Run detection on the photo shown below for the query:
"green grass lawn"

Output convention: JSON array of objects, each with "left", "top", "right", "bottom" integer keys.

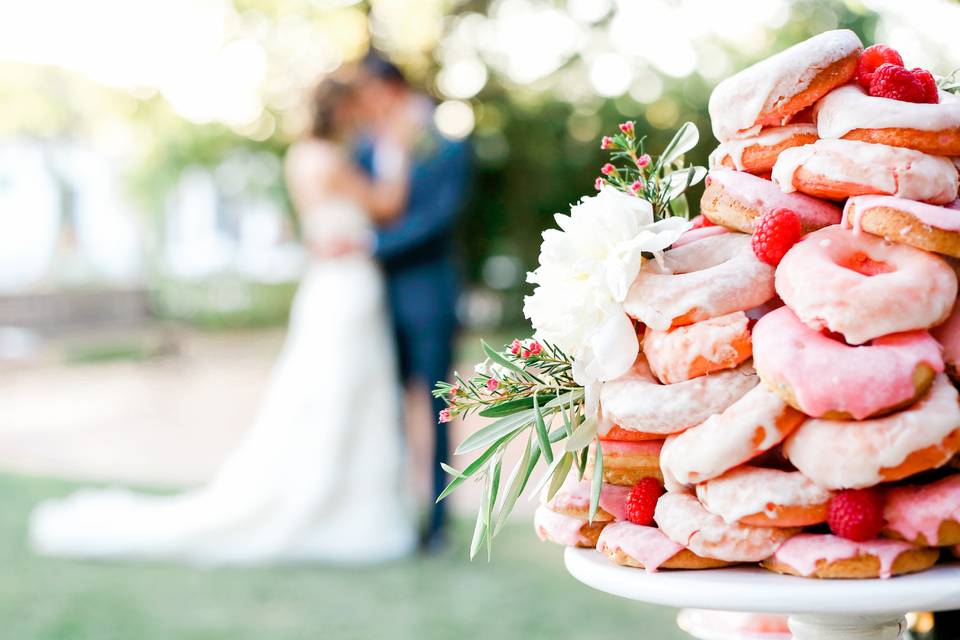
[{"left": 0, "top": 474, "right": 685, "bottom": 640}]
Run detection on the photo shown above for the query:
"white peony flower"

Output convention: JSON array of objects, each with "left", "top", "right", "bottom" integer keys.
[{"left": 523, "top": 187, "right": 691, "bottom": 387}]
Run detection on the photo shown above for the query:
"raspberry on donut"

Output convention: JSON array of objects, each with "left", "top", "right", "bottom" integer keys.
[
  {"left": 709, "top": 30, "right": 862, "bottom": 141},
  {"left": 827, "top": 489, "right": 885, "bottom": 542},
  {"left": 856, "top": 44, "right": 904, "bottom": 90},
  {"left": 751, "top": 207, "right": 802, "bottom": 266},
  {"left": 869, "top": 63, "right": 932, "bottom": 104}
]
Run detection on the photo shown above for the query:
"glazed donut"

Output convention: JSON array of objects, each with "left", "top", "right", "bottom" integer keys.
[
  {"left": 700, "top": 170, "right": 841, "bottom": 234},
  {"left": 883, "top": 474, "right": 960, "bottom": 547},
  {"left": 671, "top": 224, "right": 729, "bottom": 249},
  {"left": 762, "top": 533, "right": 939, "bottom": 579},
  {"left": 534, "top": 505, "right": 606, "bottom": 548},
  {"left": 545, "top": 477, "right": 630, "bottom": 522},
  {"left": 596, "top": 521, "right": 733, "bottom": 571},
  {"left": 843, "top": 195, "right": 960, "bottom": 259},
  {"left": 696, "top": 466, "right": 833, "bottom": 528},
  {"left": 623, "top": 232, "right": 775, "bottom": 331},
  {"left": 932, "top": 297, "right": 960, "bottom": 382},
  {"left": 752, "top": 306, "right": 943, "bottom": 419},
  {"left": 642, "top": 311, "right": 752, "bottom": 384},
  {"left": 659, "top": 385, "right": 805, "bottom": 488},
  {"left": 708, "top": 124, "right": 818, "bottom": 174},
  {"left": 784, "top": 374, "right": 960, "bottom": 490},
  {"left": 586, "top": 439, "right": 663, "bottom": 486},
  {"left": 775, "top": 225, "right": 958, "bottom": 345},
  {"left": 654, "top": 492, "right": 798, "bottom": 562},
  {"left": 816, "top": 85, "right": 960, "bottom": 156},
  {"left": 708, "top": 30, "right": 861, "bottom": 142},
  {"left": 772, "top": 139, "right": 959, "bottom": 204},
  {"left": 600, "top": 356, "right": 758, "bottom": 437}
]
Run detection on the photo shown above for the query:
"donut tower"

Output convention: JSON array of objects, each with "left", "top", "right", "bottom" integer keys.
[{"left": 535, "top": 30, "right": 960, "bottom": 579}]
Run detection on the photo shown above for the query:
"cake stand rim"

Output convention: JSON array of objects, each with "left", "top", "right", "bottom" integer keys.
[{"left": 564, "top": 547, "right": 960, "bottom": 615}]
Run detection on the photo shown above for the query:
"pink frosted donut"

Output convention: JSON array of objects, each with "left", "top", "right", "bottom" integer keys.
[
  {"left": 671, "top": 224, "right": 729, "bottom": 248},
  {"left": 784, "top": 374, "right": 960, "bottom": 490},
  {"left": 708, "top": 30, "right": 862, "bottom": 142},
  {"left": 708, "top": 124, "right": 818, "bottom": 174},
  {"left": 843, "top": 195, "right": 960, "bottom": 258},
  {"left": 933, "top": 298, "right": 960, "bottom": 381},
  {"left": 654, "top": 492, "right": 798, "bottom": 562},
  {"left": 600, "top": 356, "right": 758, "bottom": 437},
  {"left": 775, "top": 225, "right": 958, "bottom": 345},
  {"left": 816, "top": 85, "right": 960, "bottom": 156},
  {"left": 883, "top": 474, "right": 960, "bottom": 547},
  {"left": 545, "top": 477, "right": 630, "bottom": 522},
  {"left": 700, "top": 169, "right": 841, "bottom": 235},
  {"left": 753, "top": 306, "right": 943, "bottom": 419},
  {"left": 533, "top": 506, "right": 605, "bottom": 548},
  {"left": 642, "top": 311, "right": 752, "bottom": 384},
  {"left": 772, "top": 139, "right": 959, "bottom": 204},
  {"left": 763, "top": 533, "right": 937, "bottom": 579},
  {"left": 659, "top": 385, "right": 805, "bottom": 488},
  {"left": 697, "top": 466, "right": 833, "bottom": 528},
  {"left": 595, "top": 521, "right": 733, "bottom": 571},
  {"left": 623, "top": 232, "right": 775, "bottom": 331}
]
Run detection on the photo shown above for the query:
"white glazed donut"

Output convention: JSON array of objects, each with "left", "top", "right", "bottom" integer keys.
[
  {"left": 775, "top": 225, "right": 958, "bottom": 344},
  {"left": 600, "top": 356, "right": 758, "bottom": 437},
  {"left": 623, "top": 232, "right": 775, "bottom": 332}
]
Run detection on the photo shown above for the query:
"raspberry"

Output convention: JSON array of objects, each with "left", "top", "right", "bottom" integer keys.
[
  {"left": 870, "top": 63, "right": 929, "bottom": 103},
  {"left": 827, "top": 489, "right": 885, "bottom": 541},
  {"left": 751, "top": 208, "right": 802, "bottom": 266},
  {"left": 910, "top": 68, "right": 940, "bottom": 104},
  {"left": 691, "top": 214, "right": 715, "bottom": 229},
  {"left": 857, "top": 44, "right": 904, "bottom": 90},
  {"left": 625, "top": 477, "right": 664, "bottom": 526}
]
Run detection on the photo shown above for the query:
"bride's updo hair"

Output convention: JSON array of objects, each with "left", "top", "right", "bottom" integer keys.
[{"left": 309, "top": 79, "right": 354, "bottom": 140}]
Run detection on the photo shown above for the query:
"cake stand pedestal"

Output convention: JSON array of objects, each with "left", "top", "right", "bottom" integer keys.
[{"left": 565, "top": 547, "right": 960, "bottom": 639}]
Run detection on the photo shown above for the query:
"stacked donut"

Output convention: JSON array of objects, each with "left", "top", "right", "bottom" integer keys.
[{"left": 534, "top": 30, "right": 960, "bottom": 580}]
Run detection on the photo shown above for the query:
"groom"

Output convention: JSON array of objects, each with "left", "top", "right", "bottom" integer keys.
[{"left": 355, "top": 53, "right": 471, "bottom": 552}]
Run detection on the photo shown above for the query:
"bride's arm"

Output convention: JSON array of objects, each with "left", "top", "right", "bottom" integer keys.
[{"left": 327, "top": 146, "right": 409, "bottom": 224}]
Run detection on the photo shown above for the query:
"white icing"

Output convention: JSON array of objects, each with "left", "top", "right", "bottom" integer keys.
[
  {"left": 816, "top": 85, "right": 960, "bottom": 139},
  {"left": 600, "top": 356, "right": 757, "bottom": 435},
  {"left": 697, "top": 466, "right": 833, "bottom": 524},
  {"left": 654, "top": 492, "right": 796, "bottom": 562},
  {"left": 784, "top": 374, "right": 960, "bottom": 489},
  {"left": 660, "top": 385, "right": 800, "bottom": 486},
  {"left": 623, "top": 232, "right": 775, "bottom": 331},
  {"left": 709, "top": 30, "right": 862, "bottom": 142},
  {"left": 708, "top": 124, "right": 818, "bottom": 170},
  {"left": 772, "top": 139, "right": 959, "bottom": 204},
  {"left": 642, "top": 311, "right": 750, "bottom": 384}
]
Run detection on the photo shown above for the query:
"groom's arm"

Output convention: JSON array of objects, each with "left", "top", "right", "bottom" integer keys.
[{"left": 373, "top": 139, "right": 470, "bottom": 262}]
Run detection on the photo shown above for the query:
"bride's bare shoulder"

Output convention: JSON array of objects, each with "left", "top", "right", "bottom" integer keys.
[{"left": 285, "top": 140, "right": 345, "bottom": 179}]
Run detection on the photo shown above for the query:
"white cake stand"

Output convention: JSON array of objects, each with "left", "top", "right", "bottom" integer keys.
[{"left": 565, "top": 547, "right": 960, "bottom": 639}]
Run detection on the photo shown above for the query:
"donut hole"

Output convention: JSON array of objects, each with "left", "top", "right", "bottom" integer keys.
[{"left": 836, "top": 251, "right": 895, "bottom": 276}]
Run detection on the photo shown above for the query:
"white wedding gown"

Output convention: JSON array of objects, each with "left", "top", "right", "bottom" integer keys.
[{"left": 29, "top": 198, "right": 416, "bottom": 565}]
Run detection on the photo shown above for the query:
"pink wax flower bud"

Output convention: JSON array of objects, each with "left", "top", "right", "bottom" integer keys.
[
  {"left": 636, "top": 153, "right": 651, "bottom": 168},
  {"left": 619, "top": 121, "right": 635, "bottom": 136},
  {"left": 510, "top": 338, "right": 522, "bottom": 355},
  {"left": 528, "top": 340, "right": 542, "bottom": 355},
  {"left": 629, "top": 180, "right": 644, "bottom": 194},
  {"left": 595, "top": 177, "right": 605, "bottom": 190},
  {"left": 601, "top": 163, "right": 616, "bottom": 176},
  {"left": 449, "top": 385, "right": 460, "bottom": 397},
  {"left": 486, "top": 378, "right": 500, "bottom": 392},
  {"left": 521, "top": 348, "right": 530, "bottom": 358},
  {"left": 438, "top": 408, "right": 452, "bottom": 423},
  {"left": 600, "top": 136, "right": 614, "bottom": 150}
]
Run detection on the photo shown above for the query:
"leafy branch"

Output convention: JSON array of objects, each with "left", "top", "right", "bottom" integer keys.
[
  {"left": 596, "top": 120, "right": 707, "bottom": 220},
  {"left": 937, "top": 68, "right": 960, "bottom": 95}
]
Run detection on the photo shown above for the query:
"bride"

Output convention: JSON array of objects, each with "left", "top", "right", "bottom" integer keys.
[{"left": 29, "top": 79, "right": 417, "bottom": 564}]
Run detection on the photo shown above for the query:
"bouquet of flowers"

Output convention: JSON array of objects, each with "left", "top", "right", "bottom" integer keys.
[{"left": 434, "top": 121, "right": 706, "bottom": 558}]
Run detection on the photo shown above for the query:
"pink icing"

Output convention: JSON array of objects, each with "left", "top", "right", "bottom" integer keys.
[
  {"left": 844, "top": 195, "right": 960, "bottom": 233},
  {"left": 932, "top": 299, "right": 960, "bottom": 368},
  {"left": 775, "top": 225, "right": 958, "bottom": 344},
  {"left": 771, "top": 533, "right": 916, "bottom": 579},
  {"left": 672, "top": 224, "right": 729, "bottom": 248},
  {"left": 752, "top": 306, "right": 944, "bottom": 419},
  {"left": 596, "top": 521, "right": 683, "bottom": 572},
  {"left": 546, "top": 478, "right": 631, "bottom": 521},
  {"left": 643, "top": 311, "right": 751, "bottom": 385},
  {"left": 706, "top": 169, "right": 841, "bottom": 229},
  {"left": 884, "top": 474, "right": 960, "bottom": 545},
  {"left": 534, "top": 505, "right": 589, "bottom": 546}
]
